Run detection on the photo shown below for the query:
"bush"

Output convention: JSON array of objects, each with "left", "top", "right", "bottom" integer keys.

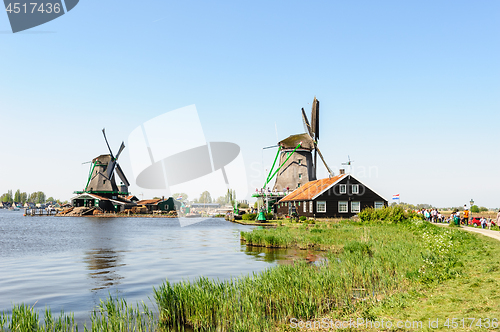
[
  {"left": 299, "top": 216, "right": 307, "bottom": 222},
  {"left": 359, "top": 205, "right": 423, "bottom": 224},
  {"left": 242, "top": 213, "right": 257, "bottom": 221}
]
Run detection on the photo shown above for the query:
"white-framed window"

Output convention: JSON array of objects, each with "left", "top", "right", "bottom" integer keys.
[
  {"left": 339, "top": 201, "right": 348, "bottom": 213},
  {"left": 317, "top": 201, "right": 326, "bottom": 213},
  {"left": 374, "top": 201, "right": 384, "bottom": 209},
  {"left": 298, "top": 173, "right": 302, "bottom": 179},
  {"left": 352, "top": 184, "right": 359, "bottom": 194},
  {"left": 303, "top": 201, "right": 307, "bottom": 212},
  {"left": 351, "top": 201, "right": 360, "bottom": 213},
  {"left": 298, "top": 159, "right": 302, "bottom": 165},
  {"left": 339, "top": 184, "right": 347, "bottom": 194},
  {"left": 297, "top": 183, "right": 301, "bottom": 188},
  {"left": 309, "top": 201, "right": 313, "bottom": 213}
]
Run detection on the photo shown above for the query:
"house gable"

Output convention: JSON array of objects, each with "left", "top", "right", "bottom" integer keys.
[{"left": 275, "top": 174, "right": 387, "bottom": 218}]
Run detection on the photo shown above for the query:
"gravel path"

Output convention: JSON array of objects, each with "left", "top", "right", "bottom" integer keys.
[{"left": 434, "top": 222, "right": 500, "bottom": 241}]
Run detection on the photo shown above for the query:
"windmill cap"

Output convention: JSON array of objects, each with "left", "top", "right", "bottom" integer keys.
[{"left": 279, "top": 133, "right": 314, "bottom": 150}]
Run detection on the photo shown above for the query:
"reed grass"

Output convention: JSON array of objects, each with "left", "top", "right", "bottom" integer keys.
[
  {"left": 0, "top": 297, "right": 157, "bottom": 332},
  {"left": 1, "top": 216, "right": 489, "bottom": 332},
  {"left": 154, "top": 221, "right": 438, "bottom": 331}
]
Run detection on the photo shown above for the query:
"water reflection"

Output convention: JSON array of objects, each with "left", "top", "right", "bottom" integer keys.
[
  {"left": 83, "top": 248, "right": 125, "bottom": 291},
  {"left": 241, "top": 244, "right": 324, "bottom": 265}
]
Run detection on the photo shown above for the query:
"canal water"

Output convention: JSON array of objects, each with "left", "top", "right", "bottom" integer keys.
[{"left": 0, "top": 209, "right": 301, "bottom": 324}]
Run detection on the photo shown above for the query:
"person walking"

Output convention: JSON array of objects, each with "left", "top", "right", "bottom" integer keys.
[
  {"left": 496, "top": 210, "right": 500, "bottom": 229},
  {"left": 463, "top": 208, "right": 470, "bottom": 226},
  {"left": 481, "top": 217, "right": 486, "bottom": 229}
]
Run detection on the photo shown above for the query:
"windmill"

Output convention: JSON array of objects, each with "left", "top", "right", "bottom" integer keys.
[
  {"left": 84, "top": 129, "right": 131, "bottom": 195},
  {"left": 269, "top": 97, "right": 333, "bottom": 193}
]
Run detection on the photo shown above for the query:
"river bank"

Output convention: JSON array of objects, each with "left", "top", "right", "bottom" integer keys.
[{"left": 3, "top": 210, "right": 500, "bottom": 331}]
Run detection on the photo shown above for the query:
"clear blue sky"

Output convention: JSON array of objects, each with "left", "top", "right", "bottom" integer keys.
[{"left": 1, "top": 0, "right": 499, "bottom": 207}]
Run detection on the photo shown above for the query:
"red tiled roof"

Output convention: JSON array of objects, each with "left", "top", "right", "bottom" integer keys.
[
  {"left": 280, "top": 174, "right": 346, "bottom": 202},
  {"left": 137, "top": 199, "right": 162, "bottom": 205}
]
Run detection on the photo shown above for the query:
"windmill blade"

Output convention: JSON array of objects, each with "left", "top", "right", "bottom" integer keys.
[
  {"left": 102, "top": 128, "right": 115, "bottom": 159},
  {"left": 315, "top": 145, "right": 333, "bottom": 176},
  {"left": 115, "top": 142, "right": 125, "bottom": 160},
  {"left": 310, "top": 97, "right": 319, "bottom": 140},
  {"left": 115, "top": 163, "right": 130, "bottom": 187},
  {"left": 301, "top": 108, "right": 314, "bottom": 138},
  {"left": 106, "top": 160, "right": 116, "bottom": 180}
]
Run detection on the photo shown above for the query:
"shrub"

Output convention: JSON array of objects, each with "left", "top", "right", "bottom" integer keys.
[
  {"left": 299, "top": 216, "right": 307, "bottom": 222},
  {"left": 359, "top": 205, "right": 422, "bottom": 224},
  {"left": 242, "top": 213, "right": 257, "bottom": 221}
]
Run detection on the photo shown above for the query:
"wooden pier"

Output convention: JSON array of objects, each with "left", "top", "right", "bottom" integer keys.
[{"left": 24, "top": 208, "right": 58, "bottom": 216}]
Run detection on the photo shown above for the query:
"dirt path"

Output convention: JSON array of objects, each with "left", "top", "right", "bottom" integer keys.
[{"left": 435, "top": 222, "right": 500, "bottom": 241}]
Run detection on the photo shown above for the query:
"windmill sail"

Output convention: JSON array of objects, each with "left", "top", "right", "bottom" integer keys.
[
  {"left": 301, "top": 108, "right": 313, "bottom": 137},
  {"left": 115, "top": 163, "right": 130, "bottom": 187},
  {"left": 310, "top": 97, "right": 319, "bottom": 140}
]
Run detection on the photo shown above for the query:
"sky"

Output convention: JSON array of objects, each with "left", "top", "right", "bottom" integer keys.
[{"left": 0, "top": 0, "right": 499, "bottom": 208}]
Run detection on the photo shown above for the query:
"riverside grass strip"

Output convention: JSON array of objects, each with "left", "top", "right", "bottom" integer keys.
[
  {"left": 1, "top": 217, "right": 495, "bottom": 332},
  {"left": 154, "top": 220, "right": 471, "bottom": 331},
  {"left": 0, "top": 297, "right": 157, "bottom": 332}
]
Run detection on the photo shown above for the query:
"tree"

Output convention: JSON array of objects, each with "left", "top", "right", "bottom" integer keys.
[
  {"left": 20, "top": 192, "right": 28, "bottom": 204},
  {"left": 199, "top": 191, "right": 212, "bottom": 203},
  {"left": 14, "top": 189, "right": 21, "bottom": 203},
  {"left": 46, "top": 197, "right": 55, "bottom": 203},
  {"left": 28, "top": 191, "right": 46, "bottom": 204},
  {"left": 470, "top": 205, "right": 480, "bottom": 213},
  {"left": 479, "top": 206, "right": 489, "bottom": 212},
  {"left": 1, "top": 190, "right": 13, "bottom": 203}
]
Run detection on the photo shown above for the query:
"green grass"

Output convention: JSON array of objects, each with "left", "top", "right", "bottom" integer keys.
[
  {"left": 0, "top": 297, "right": 157, "bottom": 332},
  {"left": 3, "top": 216, "right": 500, "bottom": 331}
]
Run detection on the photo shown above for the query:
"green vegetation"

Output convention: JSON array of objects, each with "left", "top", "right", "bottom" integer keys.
[
  {"left": 241, "top": 213, "right": 257, "bottom": 221},
  {"left": 0, "top": 297, "right": 157, "bottom": 331},
  {"left": 1, "top": 189, "right": 65, "bottom": 204},
  {"left": 3, "top": 206, "right": 500, "bottom": 331},
  {"left": 470, "top": 205, "right": 489, "bottom": 213}
]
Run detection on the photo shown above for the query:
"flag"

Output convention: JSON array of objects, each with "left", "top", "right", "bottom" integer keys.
[
  {"left": 392, "top": 194, "right": 400, "bottom": 200},
  {"left": 176, "top": 195, "right": 183, "bottom": 200}
]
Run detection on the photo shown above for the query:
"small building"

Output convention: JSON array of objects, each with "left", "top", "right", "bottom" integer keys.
[
  {"left": 71, "top": 193, "right": 136, "bottom": 212},
  {"left": 136, "top": 197, "right": 181, "bottom": 212},
  {"left": 123, "top": 195, "right": 140, "bottom": 203},
  {"left": 276, "top": 173, "right": 387, "bottom": 219}
]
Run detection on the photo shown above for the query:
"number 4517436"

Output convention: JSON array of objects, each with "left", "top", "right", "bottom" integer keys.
[
  {"left": 444, "top": 318, "right": 498, "bottom": 329},
  {"left": 5, "top": 3, "right": 61, "bottom": 14}
]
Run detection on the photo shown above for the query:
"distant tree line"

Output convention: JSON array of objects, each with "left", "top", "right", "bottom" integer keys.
[
  {"left": 1, "top": 189, "right": 65, "bottom": 205},
  {"left": 390, "top": 202, "right": 493, "bottom": 212},
  {"left": 186, "top": 189, "right": 241, "bottom": 207}
]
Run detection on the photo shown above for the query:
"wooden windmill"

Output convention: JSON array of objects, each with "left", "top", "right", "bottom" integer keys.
[
  {"left": 84, "top": 129, "right": 131, "bottom": 195},
  {"left": 271, "top": 97, "right": 333, "bottom": 192}
]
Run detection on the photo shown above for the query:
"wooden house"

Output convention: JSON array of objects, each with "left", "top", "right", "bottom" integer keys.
[
  {"left": 276, "top": 172, "right": 387, "bottom": 219},
  {"left": 71, "top": 193, "right": 136, "bottom": 212},
  {"left": 136, "top": 197, "right": 181, "bottom": 212}
]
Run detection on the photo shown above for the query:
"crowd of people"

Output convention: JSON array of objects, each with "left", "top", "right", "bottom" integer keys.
[{"left": 416, "top": 207, "right": 500, "bottom": 230}]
